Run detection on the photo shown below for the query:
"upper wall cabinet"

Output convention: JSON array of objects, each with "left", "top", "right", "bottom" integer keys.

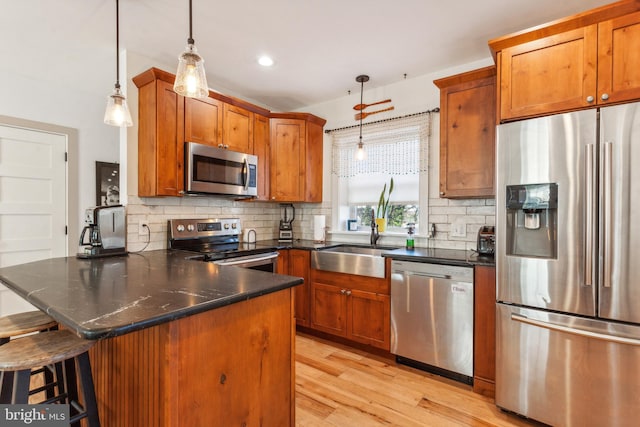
[
  {"left": 223, "top": 104, "right": 254, "bottom": 153},
  {"left": 434, "top": 66, "right": 496, "bottom": 199},
  {"left": 134, "top": 69, "right": 185, "bottom": 197},
  {"left": 491, "top": 3, "right": 640, "bottom": 121},
  {"left": 134, "top": 68, "right": 325, "bottom": 200},
  {"left": 184, "top": 96, "right": 223, "bottom": 146},
  {"left": 269, "top": 114, "right": 326, "bottom": 202}
]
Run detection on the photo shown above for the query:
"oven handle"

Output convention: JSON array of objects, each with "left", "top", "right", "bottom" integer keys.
[{"left": 213, "top": 252, "right": 279, "bottom": 266}]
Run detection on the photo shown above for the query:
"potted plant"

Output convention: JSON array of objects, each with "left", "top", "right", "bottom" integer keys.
[{"left": 375, "top": 177, "right": 394, "bottom": 232}]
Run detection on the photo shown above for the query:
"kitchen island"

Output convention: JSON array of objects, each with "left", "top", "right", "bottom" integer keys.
[{"left": 0, "top": 250, "right": 303, "bottom": 426}]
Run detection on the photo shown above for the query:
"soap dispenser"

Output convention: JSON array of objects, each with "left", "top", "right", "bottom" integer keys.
[{"left": 406, "top": 223, "right": 415, "bottom": 250}]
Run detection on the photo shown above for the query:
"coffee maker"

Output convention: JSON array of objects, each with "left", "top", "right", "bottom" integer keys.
[
  {"left": 77, "top": 205, "right": 127, "bottom": 258},
  {"left": 278, "top": 204, "right": 295, "bottom": 242}
]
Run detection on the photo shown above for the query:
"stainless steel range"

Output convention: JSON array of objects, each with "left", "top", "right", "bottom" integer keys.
[{"left": 168, "top": 218, "right": 278, "bottom": 272}]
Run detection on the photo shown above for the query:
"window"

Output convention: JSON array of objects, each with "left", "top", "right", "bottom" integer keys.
[{"left": 330, "top": 113, "right": 432, "bottom": 234}]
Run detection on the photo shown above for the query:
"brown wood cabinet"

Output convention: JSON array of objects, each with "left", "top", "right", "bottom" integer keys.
[
  {"left": 134, "top": 69, "right": 185, "bottom": 197},
  {"left": 89, "top": 289, "right": 295, "bottom": 426},
  {"left": 277, "top": 249, "right": 311, "bottom": 327},
  {"left": 434, "top": 66, "right": 496, "bottom": 198},
  {"left": 290, "top": 250, "right": 311, "bottom": 327},
  {"left": 309, "top": 267, "right": 390, "bottom": 350},
  {"left": 473, "top": 265, "right": 496, "bottom": 398},
  {"left": 184, "top": 96, "right": 223, "bottom": 146},
  {"left": 133, "top": 67, "right": 324, "bottom": 200},
  {"left": 223, "top": 103, "right": 253, "bottom": 152},
  {"left": 270, "top": 114, "right": 326, "bottom": 202},
  {"left": 253, "top": 114, "right": 271, "bottom": 201},
  {"left": 492, "top": 6, "right": 640, "bottom": 121}
]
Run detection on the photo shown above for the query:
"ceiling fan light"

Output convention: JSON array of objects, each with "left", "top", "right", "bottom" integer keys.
[
  {"left": 174, "top": 43, "right": 209, "bottom": 98},
  {"left": 104, "top": 85, "right": 133, "bottom": 127}
]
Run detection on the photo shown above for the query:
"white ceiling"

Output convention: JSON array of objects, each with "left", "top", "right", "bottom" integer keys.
[{"left": 3, "top": 0, "right": 613, "bottom": 111}]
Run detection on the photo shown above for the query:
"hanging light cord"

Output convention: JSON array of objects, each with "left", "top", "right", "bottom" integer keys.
[
  {"left": 358, "top": 79, "right": 364, "bottom": 143},
  {"left": 188, "top": 0, "right": 194, "bottom": 44},
  {"left": 114, "top": 0, "right": 121, "bottom": 89}
]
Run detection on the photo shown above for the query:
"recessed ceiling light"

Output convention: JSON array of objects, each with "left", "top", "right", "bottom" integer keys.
[{"left": 258, "top": 55, "right": 274, "bottom": 67}]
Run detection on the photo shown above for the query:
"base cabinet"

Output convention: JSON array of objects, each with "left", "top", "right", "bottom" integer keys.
[
  {"left": 310, "top": 268, "right": 390, "bottom": 350},
  {"left": 278, "top": 249, "right": 311, "bottom": 327},
  {"left": 89, "top": 289, "right": 295, "bottom": 426},
  {"left": 473, "top": 265, "right": 496, "bottom": 397}
]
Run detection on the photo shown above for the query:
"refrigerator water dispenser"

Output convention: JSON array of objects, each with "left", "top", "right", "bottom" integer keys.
[{"left": 506, "top": 183, "right": 558, "bottom": 259}]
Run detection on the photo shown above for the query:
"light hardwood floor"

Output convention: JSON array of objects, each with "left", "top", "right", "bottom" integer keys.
[{"left": 295, "top": 333, "right": 541, "bottom": 427}]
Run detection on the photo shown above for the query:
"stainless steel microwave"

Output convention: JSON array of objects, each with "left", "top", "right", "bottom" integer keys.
[{"left": 185, "top": 142, "right": 258, "bottom": 198}]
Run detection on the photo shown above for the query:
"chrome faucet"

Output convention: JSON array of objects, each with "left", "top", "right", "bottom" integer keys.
[{"left": 370, "top": 210, "right": 380, "bottom": 247}]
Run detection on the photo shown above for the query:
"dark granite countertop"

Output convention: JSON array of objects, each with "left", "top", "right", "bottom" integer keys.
[
  {"left": 0, "top": 250, "right": 303, "bottom": 340},
  {"left": 254, "top": 239, "right": 495, "bottom": 267},
  {"left": 381, "top": 247, "right": 495, "bottom": 267}
]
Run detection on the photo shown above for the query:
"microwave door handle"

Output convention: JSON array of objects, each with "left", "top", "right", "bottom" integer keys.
[{"left": 243, "top": 158, "right": 250, "bottom": 190}]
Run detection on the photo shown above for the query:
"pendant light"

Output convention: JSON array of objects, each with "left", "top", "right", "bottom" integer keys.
[
  {"left": 174, "top": 0, "right": 209, "bottom": 98},
  {"left": 104, "top": 0, "right": 133, "bottom": 127},
  {"left": 355, "top": 75, "right": 369, "bottom": 160}
]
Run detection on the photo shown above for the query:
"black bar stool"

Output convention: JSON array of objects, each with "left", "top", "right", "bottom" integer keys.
[
  {"left": 0, "top": 310, "right": 59, "bottom": 402},
  {"left": 0, "top": 329, "right": 100, "bottom": 427}
]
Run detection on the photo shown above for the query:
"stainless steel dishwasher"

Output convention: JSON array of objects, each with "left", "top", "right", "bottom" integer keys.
[{"left": 390, "top": 260, "right": 474, "bottom": 384}]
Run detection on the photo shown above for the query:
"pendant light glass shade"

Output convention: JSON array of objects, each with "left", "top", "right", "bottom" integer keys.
[
  {"left": 174, "top": 43, "right": 208, "bottom": 98},
  {"left": 174, "top": 0, "right": 208, "bottom": 98},
  {"left": 104, "top": 85, "right": 133, "bottom": 127},
  {"left": 104, "top": 0, "right": 132, "bottom": 127}
]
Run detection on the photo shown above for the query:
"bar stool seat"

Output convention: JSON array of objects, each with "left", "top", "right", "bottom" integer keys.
[
  {"left": 0, "top": 330, "right": 100, "bottom": 427},
  {"left": 0, "top": 310, "right": 57, "bottom": 344}
]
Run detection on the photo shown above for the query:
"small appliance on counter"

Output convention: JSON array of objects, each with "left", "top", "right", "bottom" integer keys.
[
  {"left": 278, "top": 203, "right": 295, "bottom": 242},
  {"left": 476, "top": 225, "right": 495, "bottom": 256},
  {"left": 77, "top": 205, "right": 127, "bottom": 258}
]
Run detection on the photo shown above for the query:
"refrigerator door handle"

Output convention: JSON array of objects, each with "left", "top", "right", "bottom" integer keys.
[
  {"left": 511, "top": 313, "right": 640, "bottom": 346},
  {"left": 585, "top": 143, "right": 596, "bottom": 286},
  {"left": 603, "top": 142, "right": 613, "bottom": 288}
]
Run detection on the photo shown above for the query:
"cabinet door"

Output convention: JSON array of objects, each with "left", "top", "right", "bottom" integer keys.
[
  {"left": 184, "top": 96, "right": 222, "bottom": 146},
  {"left": 473, "top": 265, "right": 496, "bottom": 397},
  {"left": 276, "top": 249, "right": 289, "bottom": 275},
  {"left": 253, "top": 114, "right": 270, "bottom": 201},
  {"left": 438, "top": 71, "right": 496, "bottom": 198},
  {"left": 304, "top": 121, "right": 323, "bottom": 202},
  {"left": 223, "top": 104, "right": 253, "bottom": 153},
  {"left": 310, "top": 282, "right": 346, "bottom": 337},
  {"left": 598, "top": 11, "right": 640, "bottom": 105},
  {"left": 348, "top": 289, "right": 390, "bottom": 350},
  {"left": 289, "top": 250, "right": 310, "bottom": 327},
  {"left": 139, "top": 79, "right": 183, "bottom": 197},
  {"left": 270, "top": 119, "right": 305, "bottom": 202},
  {"left": 499, "top": 25, "right": 598, "bottom": 120}
]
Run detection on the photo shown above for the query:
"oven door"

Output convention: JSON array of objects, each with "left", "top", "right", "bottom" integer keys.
[{"left": 213, "top": 252, "right": 278, "bottom": 272}]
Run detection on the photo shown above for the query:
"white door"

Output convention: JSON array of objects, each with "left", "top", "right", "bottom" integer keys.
[{"left": 0, "top": 124, "right": 68, "bottom": 315}]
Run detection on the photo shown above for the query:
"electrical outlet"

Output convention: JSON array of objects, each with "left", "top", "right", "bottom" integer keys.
[
  {"left": 138, "top": 220, "right": 148, "bottom": 236},
  {"left": 451, "top": 222, "right": 466, "bottom": 238}
]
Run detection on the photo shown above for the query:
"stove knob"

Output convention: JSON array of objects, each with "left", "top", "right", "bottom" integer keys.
[
  {"left": 187, "top": 224, "right": 195, "bottom": 232},
  {"left": 231, "top": 223, "right": 237, "bottom": 229},
  {"left": 176, "top": 224, "right": 185, "bottom": 232},
  {"left": 224, "top": 223, "right": 230, "bottom": 229}
]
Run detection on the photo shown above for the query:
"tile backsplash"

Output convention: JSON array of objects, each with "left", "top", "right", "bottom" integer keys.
[{"left": 126, "top": 196, "right": 494, "bottom": 253}]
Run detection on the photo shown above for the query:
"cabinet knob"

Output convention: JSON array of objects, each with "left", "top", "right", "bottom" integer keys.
[
  {"left": 601, "top": 93, "right": 610, "bottom": 101},
  {"left": 218, "top": 143, "right": 224, "bottom": 148},
  {"left": 586, "top": 95, "right": 594, "bottom": 103},
  {"left": 345, "top": 290, "right": 352, "bottom": 296},
  {"left": 340, "top": 289, "right": 346, "bottom": 295},
  {"left": 439, "top": 191, "right": 445, "bottom": 196}
]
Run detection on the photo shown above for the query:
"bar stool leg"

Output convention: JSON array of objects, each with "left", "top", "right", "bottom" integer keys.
[
  {"left": 0, "top": 371, "right": 14, "bottom": 403},
  {"left": 12, "top": 370, "right": 31, "bottom": 404}
]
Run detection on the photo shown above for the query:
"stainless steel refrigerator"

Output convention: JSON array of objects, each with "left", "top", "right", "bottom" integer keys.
[{"left": 496, "top": 102, "right": 640, "bottom": 427}]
